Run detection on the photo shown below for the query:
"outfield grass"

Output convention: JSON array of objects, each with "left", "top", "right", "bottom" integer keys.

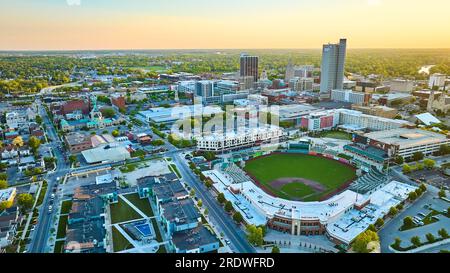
[
  {"left": 280, "top": 182, "right": 316, "bottom": 199},
  {"left": 110, "top": 198, "right": 142, "bottom": 224},
  {"left": 244, "top": 154, "right": 356, "bottom": 201}
]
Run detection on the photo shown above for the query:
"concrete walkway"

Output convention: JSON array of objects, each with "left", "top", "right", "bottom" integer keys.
[
  {"left": 113, "top": 224, "right": 141, "bottom": 249},
  {"left": 120, "top": 195, "right": 148, "bottom": 219}
]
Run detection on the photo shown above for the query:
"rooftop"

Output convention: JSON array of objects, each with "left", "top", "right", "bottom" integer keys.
[
  {"left": 161, "top": 198, "right": 200, "bottom": 225},
  {"left": 81, "top": 145, "right": 131, "bottom": 164},
  {"left": 171, "top": 225, "right": 219, "bottom": 252},
  {"left": 364, "top": 128, "right": 450, "bottom": 149}
]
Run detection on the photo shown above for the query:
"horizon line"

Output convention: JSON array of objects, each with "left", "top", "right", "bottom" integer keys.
[{"left": 2, "top": 47, "right": 450, "bottom": 53}]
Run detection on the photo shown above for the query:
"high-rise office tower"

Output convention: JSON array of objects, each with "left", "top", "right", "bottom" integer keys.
[
  {"left": 320, "top": 38, "right": 347, "bottom": 94},
  {"left": 240, "top": 53, "right": 259, "bottom": 82}
]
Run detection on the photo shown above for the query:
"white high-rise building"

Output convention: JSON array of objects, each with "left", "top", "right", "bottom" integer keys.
[{"left": 429, "top": 73, "right": 447, "bottom": 89}]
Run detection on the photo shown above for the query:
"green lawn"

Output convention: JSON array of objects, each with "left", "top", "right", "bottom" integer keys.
[
  {"left": 112, "top": 226, "right": 134, "bottom": 252},
  {"left": 169, "top": 164, "right": 181, "bottom": 178},
  {"left": 122, "top": 194, "right": 154, "bottom": 217},
  {"left": 320, "top": 131, "right": 352, "bottom": 140},
  {"left": 244, "top": 154, "right": 357, "bottom": 201},
  {"left": 60, "top": 200, "right": 72, "bottom": 215},
  {"left": 54, "top": 240, "right": 65, "bottom": 253},
  {"left": 110, "top": 198, "right": 143, "bottom": 224},
  {"left": 56, "top": 215, "right": 68, "bottom": 239}
]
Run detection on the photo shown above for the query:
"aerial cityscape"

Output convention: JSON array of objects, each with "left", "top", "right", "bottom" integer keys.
[{"left": 0, "top": 0, "right": 449, "bottom": 265}]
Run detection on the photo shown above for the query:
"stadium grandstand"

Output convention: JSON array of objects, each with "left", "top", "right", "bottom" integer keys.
[{"left": 349, "top": 167, "right": 390, "bottom": 194}]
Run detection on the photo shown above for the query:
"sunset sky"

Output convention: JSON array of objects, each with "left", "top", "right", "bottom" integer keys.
[{"left": 1, "top": 0, "right": 450, "bottom": 50}]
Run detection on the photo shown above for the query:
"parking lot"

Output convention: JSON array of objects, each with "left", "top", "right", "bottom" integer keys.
[
  {"left": 379, "top": 185, "right": 450, "bottom": 253},
  {"left": 408, "top": 169, "right": 449, "bottom": 189}
]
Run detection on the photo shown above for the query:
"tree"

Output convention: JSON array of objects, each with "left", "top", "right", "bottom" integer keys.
[
  {"left": 246, "top": 225, "right": 264, "bottom": 247},
  {"left": 190, "top": 189, "right": 195, "bottom": 197},
  {"left": 389, "top": 206, "right": 398, "bottom": 216},
  {"left": 224, "top": 201, "right": 233, "bottom": 213},
  {"left": 438, "top": 228, "right": 449, "bottom": 239},
  {"left": 375, "top": 218, "right": 385, "bottom": 228},
  {"left": 101, "top": 108, "right": 116, "bottom": 118},
  {"left": 204, "top": 208, "right": 208, "bottom": 216},
  {"left": 271, "top": 246, "right": 280, "bottom": 253},
  {"left": 412, "top": 152, "right": 424, "bottom": 162},
  {"left": 69, "top": 155, "right": 78, "bottom": 165},
  {"left": 205, "top": 179, "right": 213, "bottom": 188},
  {"left": 416, "top": 163, "right": 424, "bottom": 171},
  {"left": 439, "top": 144, "right": 450, "bottom": 155},
  {"left": 12, "top": 136, "right": 24, "bottom": 147},
  {"left": 394, "top": 156, "right": 404, "bottom": 165},
  {"left": 402, "top": 164, "right": 412, "bottom": 174},
  {"left": 233, "top": 212, "right": 243, "bottom": 224},
  {"left": 217, "top": 193, "right": 226, "bottom": 204},
  {"left": 28, "top": 136, "right": 41, "bottom": 155},
  {"left": 197, "top": 199, "right": 203, "bottom": 208},
  {"left": 426, "top": 233, "right": 436, "bottom": 243},
  {"left": 352, "top": 230, "right": 380, "bottom": 253},
  {"left": 0, "top": 180, "right": 7, "bottom": 190},
  {"left": 408, "top": 191, "right": 418, "bottom": 201},
  {"left": 17, "top": 193, "right": 34, "bottom": 212},
  {"left": 423, "top": 158, "right": 436, "bottom": 169},
  {"left": 367, "top": 224, "right": 377, "bottom": 232},
  {"left": 410, "top": 236, "right": 421, "bottom": 247},
  {"left": 403, "top": 217, "right": 415, "bottom": 229},
  {"left": 392, "top": 238, "right": 402, "bottom": 249},
  {"left": 419, "top": 183, "right": 427, "bottom": 193},
  {"left": 0, "top": 201, "right": 10, "bottom": 211},
  {"left": 112, "top": 130, "right": 120, "bottom": 137},
  {"left": 35, "top": 115, "right": 43, "bottom": 125},
  {"left": 438, "top": 189, "right": 447, "bottom": 198}
]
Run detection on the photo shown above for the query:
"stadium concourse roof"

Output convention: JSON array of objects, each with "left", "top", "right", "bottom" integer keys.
[{"left": 204, "top": 169, "right": 417, "bottom": 245}]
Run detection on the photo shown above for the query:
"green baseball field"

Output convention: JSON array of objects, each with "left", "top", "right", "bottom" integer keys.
[{"left": 243, "top": 153, "right": 357, "bottom": 202}]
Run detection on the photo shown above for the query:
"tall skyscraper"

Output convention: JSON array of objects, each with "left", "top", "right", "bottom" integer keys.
[
  {"left": 320, "top": 38, "right": 347, "bottom": 94},
  {"left": 240, "top": 53, "right": 259, "bottom": 82}
]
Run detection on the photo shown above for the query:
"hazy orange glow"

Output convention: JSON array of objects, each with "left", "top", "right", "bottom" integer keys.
[{"left": 1, "top": 0, "right": 449, "bottom": 50}]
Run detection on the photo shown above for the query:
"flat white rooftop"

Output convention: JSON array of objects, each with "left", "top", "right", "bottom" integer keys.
[{"left": 364, "top": 128, "right": 450, "bottom": 149}]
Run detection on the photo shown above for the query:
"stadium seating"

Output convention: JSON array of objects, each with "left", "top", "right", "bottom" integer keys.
[
  {"left": 222, "top": 163, "right": 252, "bottom": 184},
  {"left": 349, "top": 167, "right": 389, "bottom": 194}
]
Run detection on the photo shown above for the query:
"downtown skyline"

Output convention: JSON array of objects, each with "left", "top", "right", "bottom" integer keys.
[{"left": 0, "top": 0, "right": 450, "bottom": 51}]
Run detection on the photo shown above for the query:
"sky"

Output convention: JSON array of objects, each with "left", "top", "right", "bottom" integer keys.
[{"left": 0, "top": 0, "right": 450, "bottom": 50}]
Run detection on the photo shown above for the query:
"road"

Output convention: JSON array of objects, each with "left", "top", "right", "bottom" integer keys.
[
  {"left": 28, "top": 99, "right": 70, "bottom": 253},
  {"left": 127, "top": 114, "right": 256, "bottom": 253},
  {"left": 28, "top": 100, "right": 254, "bottom": 253},
  {"left": 172, "top": 153, "right": 256, "bottom": 253}
]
